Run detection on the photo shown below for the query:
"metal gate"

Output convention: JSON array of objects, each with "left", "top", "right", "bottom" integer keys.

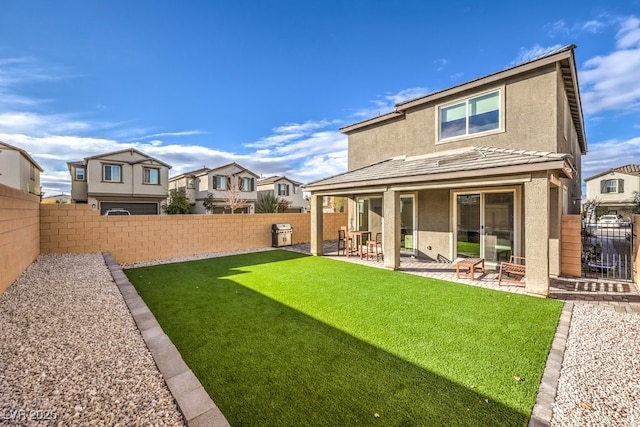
[{"left": 582, "top": 221, "right": 634, "bottom": 280}]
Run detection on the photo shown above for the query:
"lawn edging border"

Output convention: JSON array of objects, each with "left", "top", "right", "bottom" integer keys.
[
  {"left": 103, "top": 252, "right": 230, "bottom": 427},
  {"left": 528, "top": 301, "right": 574, "bottom": 427}
]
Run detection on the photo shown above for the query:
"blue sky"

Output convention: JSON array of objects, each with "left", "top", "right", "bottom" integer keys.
[{"left": 1, "top": 1, "right": 639, "bottom": 196}]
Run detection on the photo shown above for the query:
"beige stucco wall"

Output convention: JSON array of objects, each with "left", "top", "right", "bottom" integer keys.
[
  {"left": 0, "top": 149, "right": 41, "bottom": 195},
  {"left": 348, "top": 66, "right": 560, "bottom": 170},
  {"left": 257, "top": 178, "right": 307, "bottom": 211},
  {"left": 417, "top": 189, "right": 451, "bottom": 260},
  {"left": 0, "top": 183, "right": 40, "bottom": 296},
  {"left": 86, "top": 151, "right": 169, "bottom": 198},
  {"left": 586, "top": 171, "right": 640, "bottom": 209},
  {"left": 41, "top": 204, "right": 346, "bottom": 264}
]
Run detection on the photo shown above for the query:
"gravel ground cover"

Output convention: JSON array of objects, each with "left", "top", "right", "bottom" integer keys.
[
  {"left": 0, "top": 253, "right": 185, "bottom": 426},
  {"left": 551, "top": 303, "right": 640, "bottom": 426}
]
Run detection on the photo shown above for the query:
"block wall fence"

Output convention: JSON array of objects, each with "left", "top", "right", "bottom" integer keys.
[
  {"left": 40, "top": 204, "right": 347, "bottom": 264},
  {"left": 0, "top": 184, "right": 40, "bottom": 295}
]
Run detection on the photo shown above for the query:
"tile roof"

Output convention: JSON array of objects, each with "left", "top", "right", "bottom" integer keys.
[
  {"left": 257, "top": 175, "right": 302, "bottom": 186},
  {"left": 584, "top": 164, "right": 640, "bottom": 181},
  {"left": 304, "top": 147, "right": 571, "bottom": 190}
]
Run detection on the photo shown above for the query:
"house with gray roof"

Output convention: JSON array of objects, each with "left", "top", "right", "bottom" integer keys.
[
  {"left": 305, "top": 45, "right": 587, "bottom": 297},
  {"left": 0, "top": 141, "right": 44, "bottom": 196},
  {"left": 257, "top": 176, "right": 307, "bottom": 212},
  {"left": 68, "top": 148, "right": 171, "bottom": 215},
  {"left": 585, "top": 164, "right": 640, "bottom": 220}
]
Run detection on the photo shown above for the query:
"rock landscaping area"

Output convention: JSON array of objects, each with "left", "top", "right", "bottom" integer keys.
[{"left": 0, "top": 253, "right": 185, "bottom": 426}]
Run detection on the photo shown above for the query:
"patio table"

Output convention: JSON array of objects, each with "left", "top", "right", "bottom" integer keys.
[
  {"left": 348, "top": 230, "right": 371, "bottom": 259},
  {"left": 455, "top": 257, "right": 485, "bottom": 281}
]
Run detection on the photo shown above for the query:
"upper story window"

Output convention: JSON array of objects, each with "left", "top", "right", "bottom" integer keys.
[
  {"left": 213, "top": 175, "right": 228, "bottom": 190},
  {"left": 601, "top": 179, "right": 624, "bottom": 194},
  {"left": 439, "top": 90, "right": 500, "bottom": 141},
  {"left": 75, "top": 167, "right": 85, "bottom": 181},
  {"left": 278, "top": 183, "right": 290, "bottom": 196},
  {"left": 143, "top": 167, "right": 159, "bottom": 185},
  {"left": 293, "top": 185, "right": 299, "bottom": 194},
  {"left": 30, "top": 164, "right": 35, "bottom": 180},
  {"left": 187, "top": 178, "right": 195, "bottom": 189},
  {"left": 240, "top": 177, "right": 254, "bottom": 191},
  {"left": 103, "top": 164, "right": 122, "bottom": 182}
]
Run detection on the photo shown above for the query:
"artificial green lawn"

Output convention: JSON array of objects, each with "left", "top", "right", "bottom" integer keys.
[{"left": 125, "top": 250, "right": 563, "bottom": 426}]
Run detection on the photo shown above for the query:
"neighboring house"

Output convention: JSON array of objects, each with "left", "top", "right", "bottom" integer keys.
[
  {"left": 585, "top": 164, "right": 640, "bottom": 220},
  {"left": 257, "top": 176, "right": 307, "bottom": 213},
  {"left": 169, "top": 162, "right": 259, "bottom": 214},
  {"left": 305, "top": 45, "right": 587, "bottom": 296},
  {"left": 68, "top": 148, "right": 171, "bottom": 215},
  {"left": 0, "top": 141, "right": 44, "bottom": 196}
]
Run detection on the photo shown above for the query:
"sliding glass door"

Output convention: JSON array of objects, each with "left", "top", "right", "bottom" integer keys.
[{"left": 456, "top": 191, "right": 515, "bottom": 263}]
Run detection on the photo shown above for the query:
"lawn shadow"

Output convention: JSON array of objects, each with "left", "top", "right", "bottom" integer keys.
[{"left": 127, "top": 251, "right": 530, "bottom": 426}]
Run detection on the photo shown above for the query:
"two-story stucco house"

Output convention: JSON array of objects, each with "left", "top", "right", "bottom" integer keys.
[
  {"left": 585, "top": 164, "right": 640, "bottom": 220},
  {"left": 0, "top": 141, "right": 44, "bottom": 196},
  {"left": 68, "top": 148, "right": 171, "bottom": 215},
  {"left": 169, "top": 162, "right": 259, "bottom": 214},
  {"left": 305, "top": 45, "right": 586, "bottom": 296},
  {"left": 257, "top": 176, "right": 307, "bottom": 213}
]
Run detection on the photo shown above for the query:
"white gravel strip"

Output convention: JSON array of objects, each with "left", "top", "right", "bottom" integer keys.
[
  {"left": 551, "top": 303, "right": 640, "bottom": 426},
  {"left": 0, "top": 253, "right": 185, "bottom": 426}
]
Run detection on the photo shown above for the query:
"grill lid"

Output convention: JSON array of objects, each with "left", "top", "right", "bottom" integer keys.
[{"left": 272, "top": 223, "right": 293, "bottom": 231}]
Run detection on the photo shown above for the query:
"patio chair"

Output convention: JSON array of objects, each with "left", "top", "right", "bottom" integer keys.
[
  {"left": 338, "top": 226, "right": 352, "bottom": 256},
  {"left": 498, "top": 256, "right": 526, "bottom": 286},
  {"left": 365, "top": 232, "right": 383, "bottom": 262}
]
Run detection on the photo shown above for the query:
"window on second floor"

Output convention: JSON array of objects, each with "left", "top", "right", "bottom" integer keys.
[
  {"left": 187, "top": 178, "right": 195, "bottom": 189},
  {"left": 30, "top": 164, "right": 35, "bottom": 180},
  {"left": 75, "top": 167, "right": 85, "bottom": 181},
  {"left": 213, "top": 175, "right": 228, "bottom": 190},
  {"left": 278, "top": 183, "right": 290, "bottom": 196},
  {"left": 103, "top": 164, "right": 122, "bottom": 182},
  {"left": 601, "top": 179, "right": 624, "bottom": 194},
  {"left": 439, "top": 90, "right": 500, "bottom": 141},
  {"left": 143, "top": 167, "right": 160, "bottom": 185},
  {"left": 293, "top": 185, "right": 299, "bottom": 195},
  {"left": 240, "top": 177, "right": 255, "bottom": 191}
]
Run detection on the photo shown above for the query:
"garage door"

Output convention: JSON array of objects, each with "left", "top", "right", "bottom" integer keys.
[{"left": 101, "top": 202, "right": 159, "bottom": 215}]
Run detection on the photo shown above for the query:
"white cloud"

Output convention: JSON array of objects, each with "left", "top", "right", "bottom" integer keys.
[
  {"left": 354, "top": 87, "right": 429, "bottom": 118},
  {"left": 582, "top": 137, "right": 640, "bottom": 180},
  {"left": 433, "top": 58, "right": 448, "bottom": 71},
  {"left": 511, "top": 44, "right": 564, "bottom": 66},
  {"left": 580, "top": 16, "right": 640, "bottom": 115},
  {"left": 139, "top": 130, "right": 205, "bottom": 140}
]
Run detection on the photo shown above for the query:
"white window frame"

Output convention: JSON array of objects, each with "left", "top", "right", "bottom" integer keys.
[
  {"left": 143, "top": 167, "right": 160, "bottom": 185},
  {"left": 75, "top": 167, "right": 85, "bottom": 181},
  {"left": 214, "top": 175, "right": 228, "bottom": 190},
  {"left": 278, "top": 183, "right": 289, "bottom": 196},
  {"left": 103, "top": 164, "right": 122, "bottom": 183},
  {"left": 437, "top": 88, "right": 504, "bottom": 144}
]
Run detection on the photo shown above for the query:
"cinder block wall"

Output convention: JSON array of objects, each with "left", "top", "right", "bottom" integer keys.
[
  {"left": 0, "top": 184, "right": 40, "bottom": 295},
  {"left": 41, "top": 204, "right": 347, "bottom": 264}
]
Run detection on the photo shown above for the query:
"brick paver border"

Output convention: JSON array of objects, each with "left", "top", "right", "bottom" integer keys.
[
  {"left": 103, "top": 252, "right": 230, "bottom": 427},
  {"left": 528, "top": 301, "right": 574, "bottom": 426}
]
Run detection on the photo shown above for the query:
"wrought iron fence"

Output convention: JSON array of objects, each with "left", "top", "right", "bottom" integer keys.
[{"left": 581, "top": 222, "right": 633, "bottom": 280}]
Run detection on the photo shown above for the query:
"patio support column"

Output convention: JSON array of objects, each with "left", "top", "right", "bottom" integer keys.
[
  {"left": 383, "top": 189, "right": 401, "bottom": 270},
  {"left": 548, "top": 183, "right": 562, "bottom": 277},
  {"left": 524, "top": 172, "right": 550, "bottom": 296},
  {"left": 310, "top": 194, "right": 324, "bottom": 256}
]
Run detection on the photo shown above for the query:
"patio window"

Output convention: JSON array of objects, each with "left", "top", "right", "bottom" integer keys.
[
  {"left": 601, "top": 179, "right": 623, "bottom": 194},
  {"left": 103, "top": 164, "right": 122, "bottom": 182},
  {"left": 439, "top": 90, "right": 500, "bottom": 141},
  {"left": 143, "top": 167, "right": 159, "bottom": 185},
  {"left": 75, "top": 167, "right": 85, "bottom": 181}
]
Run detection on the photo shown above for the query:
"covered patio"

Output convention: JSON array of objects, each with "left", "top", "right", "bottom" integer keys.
[{"left": 304, "top": 147, "right": 577, "bottom": 297}]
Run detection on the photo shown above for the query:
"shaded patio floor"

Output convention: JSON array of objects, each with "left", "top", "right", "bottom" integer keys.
[{"left": 286, "top": 241, "right": 640, "bottom": 313}]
